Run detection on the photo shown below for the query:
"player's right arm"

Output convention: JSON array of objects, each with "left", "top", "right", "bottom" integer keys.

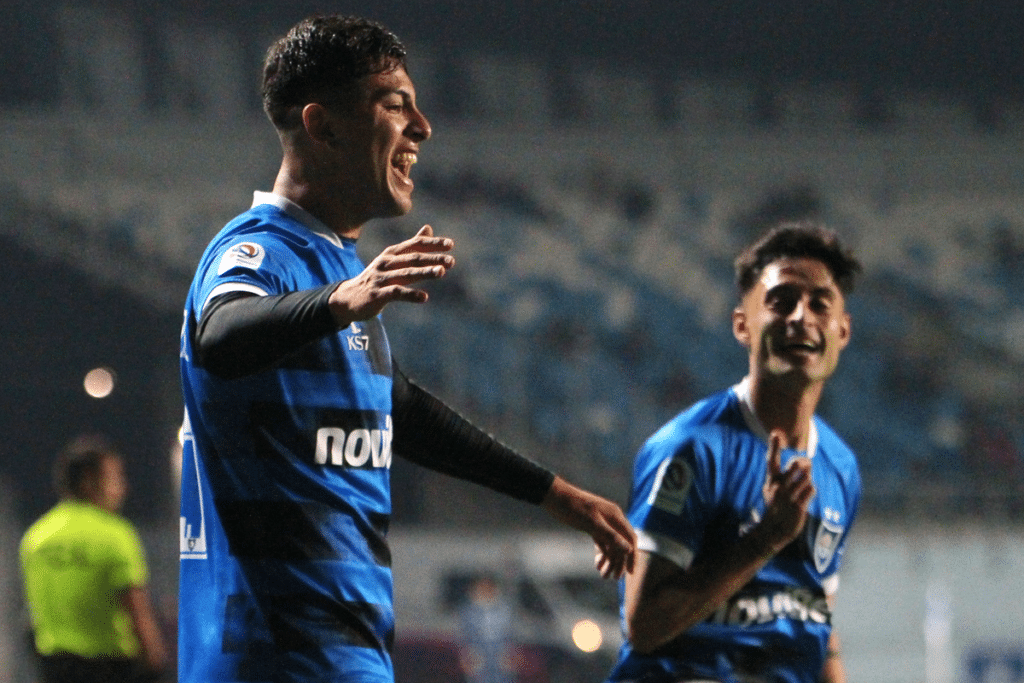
[
  {"left": 623, "top": 432, "right": 814, "bottom": 653},
  {"left": 390, "top": 365, "right": 636, "bottom": 579},
  {"left": 195, "top": 225, "right": 453, "bottom": 378}
]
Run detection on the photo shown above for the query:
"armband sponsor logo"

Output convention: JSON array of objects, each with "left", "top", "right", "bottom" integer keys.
[
  {"left": 707, "top": 586, "right": 830, "bottom": 627},
  {"left": 648, "top": 456, "right": 693, "bottom": 515},
  {"left": 315, "top": 415, "right": 393, "bottom": 469},
  {"left": 217, "top": 241, "right": 265, "bottom": 274}
]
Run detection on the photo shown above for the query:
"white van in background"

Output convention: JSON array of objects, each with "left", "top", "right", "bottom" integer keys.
[{"left": 389, "top": 527, "right": 623, "bottom": 682}]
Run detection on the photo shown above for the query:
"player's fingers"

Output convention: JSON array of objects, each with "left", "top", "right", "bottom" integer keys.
[
  {"left": 608, "top": 511, "right": 637, "bottom": 551},
  {"left": 374, "top": 265, "right": 449, "bottom": 288},
  {"left": 598, "top": 550, "right": 624, "bottom": 580},
  {"left": 606, "top": 532, "right": 636, "bottom": 575},
  {"left": 387, "top": 225, "right": 454, "bottom": 256},
  {"left": 793, "top": 479, "right": 816, "bottom": 508},
  {"left": 767, "top": 430, "right": 785, "bottom": 478},
  {"left": 595, "top": 552, "right": 616, "bottom": 580},
  {"left": 372, "top": 284, "right": 431, "bottom": 305},
  {"left": 378, "top": 242, "right": 454, "bottom": 267},
  {"left": 586, "top": 497, "right": 635, "bottom": 551},
  {"left": 383, "top": 251, "right": 455, "bottom": 271},
  {"left": 785, "top": 456, "right": 812, "bottom": 483},
  {"left": 591, "top": 527, "right": 631, "bottom": 579}
]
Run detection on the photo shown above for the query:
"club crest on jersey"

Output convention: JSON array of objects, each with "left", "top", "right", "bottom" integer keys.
[
  {"left": 648, "top": 456, "right": 694, "bottom": 515},
  {"left": 217, "top": 241, "right": 265, "bottom": 274},
  {"left": 813, "top": 519, "right": 844, "bottom": 572}
]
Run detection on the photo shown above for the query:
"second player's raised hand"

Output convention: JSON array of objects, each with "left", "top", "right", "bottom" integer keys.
[
  {"left": 328, "top": 225, "right": 455, "bottom": 326},
  {"left": 759, "top": 430, "right": 816, "bottom": 554}
]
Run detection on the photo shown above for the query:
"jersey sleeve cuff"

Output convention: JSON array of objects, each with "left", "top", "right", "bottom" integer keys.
[
  {"left": 201, "top": 282, "right": 269, "bottom": 314},
  {"left": 636, "top": 528, "right": 695, "bottom": 569}
]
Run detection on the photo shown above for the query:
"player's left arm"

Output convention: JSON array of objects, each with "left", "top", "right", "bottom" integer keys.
[
  {"left": 541, "top": 476, "right": 636, "bottom": 579},
  {"left": 391, "top": 365, "right": 635, "bottom": 578},
  {"left": 819, "top": 595, "right": 847, "bottom": 683}
]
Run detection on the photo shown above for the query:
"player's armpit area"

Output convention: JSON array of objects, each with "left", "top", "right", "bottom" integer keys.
[
  {"left": 195, "top": 286, "right": 337, "bottom": 378},
  {"left": 391, "top": 364, "right": 555, "bottom": 502}
]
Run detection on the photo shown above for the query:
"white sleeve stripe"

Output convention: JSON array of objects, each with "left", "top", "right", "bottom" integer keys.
[
  {"left": 201, "top": 283, "right": 268, "bottom": 314},
  {"left": 822, "top": 573, "right": 840, "bottom": 595},
  {"left": 636, "top": 528, "right": 695, "bottom": 569}
]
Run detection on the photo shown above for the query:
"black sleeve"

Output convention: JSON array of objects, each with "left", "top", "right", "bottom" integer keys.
[
  {"left": 391, "top": 364, "right": 556, "bottom": 504},
  {"left": 194, "top": 285, "right": 338, "bottom": 379}
]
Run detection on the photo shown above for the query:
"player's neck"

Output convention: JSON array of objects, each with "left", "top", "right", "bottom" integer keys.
[
  {"left": 272, "top": 161, "right": 365, "bottom": 239},
  {"left": 745, "top": 373, "right": 822, "bottom": 451}
]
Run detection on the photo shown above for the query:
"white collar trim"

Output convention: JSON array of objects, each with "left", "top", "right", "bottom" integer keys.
[
  {"left": 733, "top": 376, "right": 817, "bottom": 459},
  {"left": 252, "top": 191, "right": 346, "bottom": 247}
]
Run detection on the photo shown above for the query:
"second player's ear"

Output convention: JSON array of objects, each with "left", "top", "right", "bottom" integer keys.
[
  {"left": 838, "top": 311, "right": 852, "bottom": 350},
  {"left": 732, "top": 306, "right": 750, "bottom": 347}
]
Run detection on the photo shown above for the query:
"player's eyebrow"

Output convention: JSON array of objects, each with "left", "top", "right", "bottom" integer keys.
[
  {"left": 764, "top": 282, "right": 839, "bottom": 301},
  {"left": 372, "top": 86, "right": 414, "bottom": 102}
]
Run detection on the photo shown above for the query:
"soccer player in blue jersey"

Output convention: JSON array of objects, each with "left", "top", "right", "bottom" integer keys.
[
  {"left": 603, "top": 223, "right": 862, "bottom": 683},
  {"left": 177, "top": 15, "right": 636, "bottom": 683}
]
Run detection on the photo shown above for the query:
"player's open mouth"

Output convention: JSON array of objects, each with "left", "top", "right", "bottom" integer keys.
[
  {"left": 779, "top": 339, "right": 820, "bottom": 354},
  {"left": 392, "top": 152, "right": 417, "bottom": 179}
]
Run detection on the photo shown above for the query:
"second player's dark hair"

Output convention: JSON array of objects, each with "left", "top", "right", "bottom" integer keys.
[
  {"left": 53, "top": 434, "right": 117, "bottom": 499},
  {"left": 262, "top": 15, "right": 408, "bottom": 129},
  {"left": 734, "top": 222, "right": 861, "bottom": 297}
]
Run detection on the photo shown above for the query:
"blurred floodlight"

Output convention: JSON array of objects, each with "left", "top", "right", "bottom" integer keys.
[
  {"left": 84, "top": 367, "right": 116, "bottom": 398},
  {"left": 572, "top": 619, "right": 603, "bottom": 653}
]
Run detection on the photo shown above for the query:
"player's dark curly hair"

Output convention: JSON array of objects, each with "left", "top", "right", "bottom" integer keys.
[
  {"left": 734, "top": 221, "right": 861, "bottom": 297},
  {"left": 53, "top": 434, "right": 118, "bottom": 498},
  {"left": 262, "top": 15, "right": 408, "bottom": 130}
]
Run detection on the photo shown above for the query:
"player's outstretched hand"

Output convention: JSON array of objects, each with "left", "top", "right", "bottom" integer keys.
[
  {"left": 758, "top": 430, "right": 815, "bottom": 555},
  {"left": 328, "top": 225, "right": 454, "bottom": 326},
  {"left": 541, "top": 476, "right": 636, "bottom": 580}
]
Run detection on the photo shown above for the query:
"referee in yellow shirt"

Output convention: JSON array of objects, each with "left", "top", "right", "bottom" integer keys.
[{"left": 19, "top": 436, "right": 169, "bottom": 683}]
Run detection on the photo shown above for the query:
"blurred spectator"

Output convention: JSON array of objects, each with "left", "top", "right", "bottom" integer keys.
[{"left": 459, "top": 576, "right": 517, "bottom": 683}]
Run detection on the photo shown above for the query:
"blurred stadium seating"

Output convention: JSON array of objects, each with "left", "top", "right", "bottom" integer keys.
[{"left": 2, "top": 12, "right": 1024, "bottom": 522}]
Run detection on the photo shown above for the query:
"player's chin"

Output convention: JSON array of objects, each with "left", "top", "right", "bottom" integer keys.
[
  {"left": 375, "top": 197, "right": 413, "bottom": 220},
  {"left": 384, "top": 188, "right": 415, "bottom": 217},
  {"left": 766, "top": 360, "right": 816, "bottom": 383}
]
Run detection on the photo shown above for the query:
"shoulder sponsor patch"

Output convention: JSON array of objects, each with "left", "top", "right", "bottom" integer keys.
[
  {"left": 217, "top": 242, "right": 266, "bottom": 275},
  {"left": 647, "top": 456, "right": 694, "bottom": 515}
]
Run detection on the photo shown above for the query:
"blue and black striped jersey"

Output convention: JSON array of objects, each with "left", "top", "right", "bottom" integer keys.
[
  {"left": 179, "top": 193, "right": 396, "bottom": 683},
  {"left": 607, "top": 379, "right": 861, "bottom": 683}
]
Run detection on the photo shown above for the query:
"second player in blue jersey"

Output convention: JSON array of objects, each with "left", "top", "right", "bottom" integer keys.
[{"left": 605, "top": 223, "right": 863, "bottom": 683}]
